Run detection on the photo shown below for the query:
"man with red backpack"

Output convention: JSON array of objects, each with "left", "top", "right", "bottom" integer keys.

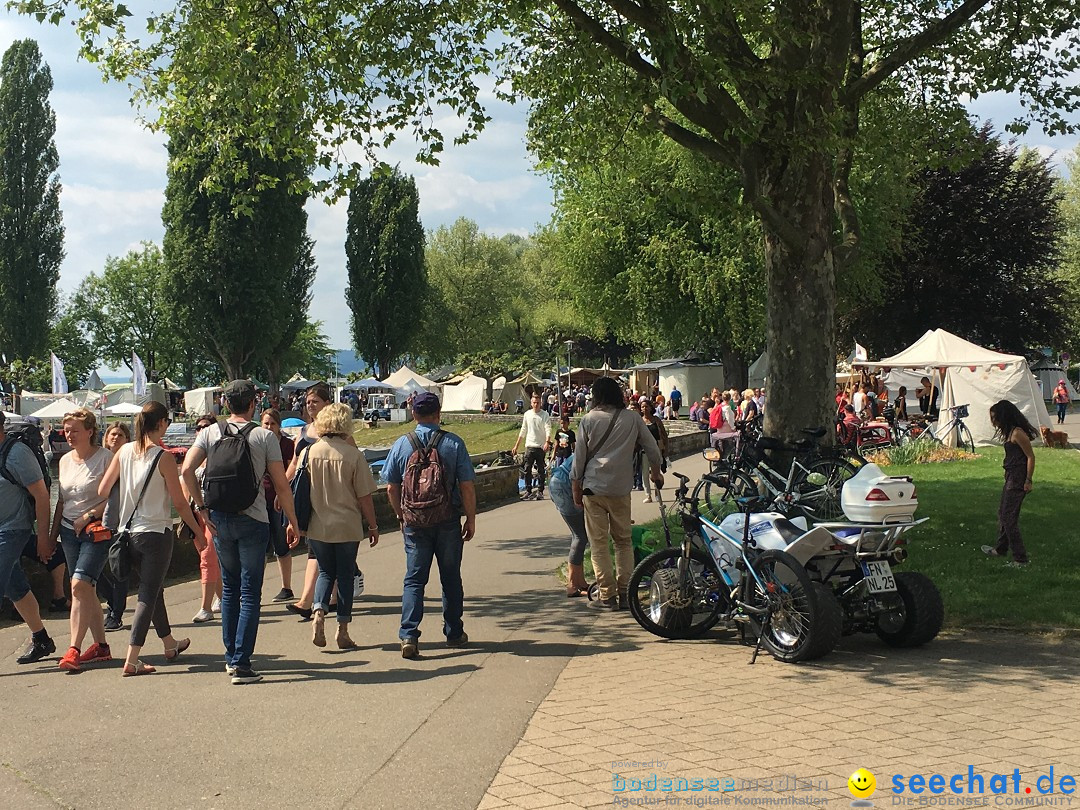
[{"left": 383, "top": 392, "right": 476, "bottom": 659}]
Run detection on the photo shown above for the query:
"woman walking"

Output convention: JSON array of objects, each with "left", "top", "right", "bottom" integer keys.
[
  {"left": 638, "top": 401, "right": 668, "bottom": 503},
  {"left": 98, "top": 402, "right": 204, "bottom": 675},
  {"left": 101, "top": 422, "right": 130, "bottom": 632},
  {"left": 260, "top": 409, "right": 295, "bottom": 601},
  {"left": 981, "top": 400, "right": 1037, "bottom": 568},
  {"left": 185, "top": 416, "right": 222, "bottom": 624},
  {"left": 288, "top": 404, "right": 378, "bottom": 649},
  {"left": 48, "top": 409, "right": 113, "bottom": 671},
  {"left": 1052, "top": 379, "right": 1069, "bottom": 425}
]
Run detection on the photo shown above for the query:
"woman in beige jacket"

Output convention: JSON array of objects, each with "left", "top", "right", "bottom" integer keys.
[{"left": 292, "top": 404, "right": 379, "bottom": 649}]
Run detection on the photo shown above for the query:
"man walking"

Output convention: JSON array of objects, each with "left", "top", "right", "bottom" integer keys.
[
  {"left": 0, "top": 413, "right": 57, "bottom": 663},
  {"left": 383, "top": 393, "right": 476, "bottom": 659},
  {"left": 571, "top": 378, "right": 664, "bottom": 610},
  {"left": 182, "top": 380, "right": 300, "bottom": 684},
  {"left": 511, "top": 393, "right": 551, "bottom": 500}
]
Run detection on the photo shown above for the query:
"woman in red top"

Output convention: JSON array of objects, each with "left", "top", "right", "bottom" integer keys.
[{"left": 1053, "top": 379, "right": 1069, "bottom": 425}]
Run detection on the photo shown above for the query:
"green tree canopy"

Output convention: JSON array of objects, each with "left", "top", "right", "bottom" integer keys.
[
  {"left": 345, "top": 168, "right": 427, "bottom": 377},
  {"left": 844, "top": 125, "right": 1069, "bottom": 357},
  {"left": 0, "top": 38, "right": 63, "bottom": 364}
]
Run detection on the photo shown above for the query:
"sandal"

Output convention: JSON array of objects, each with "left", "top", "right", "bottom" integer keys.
[
  {"left": 565, "top": 587, "right": 589, "bottom": 598},
  {"left": 122, "top": 660, "right": 156, "bottom": 677},
  {"left": 164, "top": 638, "right": 191, "bottom": 661},
  {"left": 980, "top": 545, "right": 1002, "bottom": 557},
  {"left": 312, "top": 611, "right": 326, "bottom": 648}
]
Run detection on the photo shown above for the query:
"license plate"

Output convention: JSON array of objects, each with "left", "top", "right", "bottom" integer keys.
[{"left": 861, "top": 560, "right": 897, "bottom": 593}]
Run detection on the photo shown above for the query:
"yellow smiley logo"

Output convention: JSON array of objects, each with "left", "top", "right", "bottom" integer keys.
[{"left": 848, "top": 768, "right": 876, "bottom": 799}]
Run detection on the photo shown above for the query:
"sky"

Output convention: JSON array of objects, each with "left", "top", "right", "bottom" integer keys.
[{"left": 1, "top": 11, "right": 1078, "bottom": 360}]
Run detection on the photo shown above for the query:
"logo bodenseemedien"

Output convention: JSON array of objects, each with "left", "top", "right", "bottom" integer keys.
[{"left": 849, "top": 768, "right": 877, "bottom": 807}]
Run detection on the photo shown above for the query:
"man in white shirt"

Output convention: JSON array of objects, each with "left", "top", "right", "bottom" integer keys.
[
  {"left": 511, "top": 393, "right": 551, "bottom": 501},
  {"left": 852, "top": 383, "right": 868, "bottom": 418}
]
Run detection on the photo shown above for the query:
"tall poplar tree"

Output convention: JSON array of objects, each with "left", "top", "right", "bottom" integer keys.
[
  {"left": 345, "top": 169, "right": 427, "bottom": 377},
  {"left": 0, "top": 39, "right": 64, "bottom": 363}
]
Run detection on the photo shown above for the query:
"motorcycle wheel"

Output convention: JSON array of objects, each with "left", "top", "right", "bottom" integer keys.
[
  {"left": 804, "top": 582, "right": 843, "bottom": 660},
  {"left": 700, "top": 467, "right": 758, "bottom": 522},
  {"left": 793, "top": 457, "right": 858, "bottom": 521},
  {"left": 628, "top": 547, "right": 726, "bottom": 639},
  {"left": 875, "top": 571, "right": 944, "bottom": 647},
  {"left": 742, "top": 549, "right": 818, "bottom": 663}
]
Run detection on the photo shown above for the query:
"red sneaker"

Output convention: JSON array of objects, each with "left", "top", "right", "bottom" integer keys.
[
  {"left": 78, "top": 642, "right": 112, "bottom": 665},
  {"left": 58, "top": 646, "right": 82, "bottom": 672}
]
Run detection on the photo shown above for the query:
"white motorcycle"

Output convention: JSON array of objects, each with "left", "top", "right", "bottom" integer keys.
[{"left": 712, "top": 463, "right": 944, "bottom": 648}]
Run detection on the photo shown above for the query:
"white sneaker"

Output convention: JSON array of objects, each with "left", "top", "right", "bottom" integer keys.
[
  {"left": 354, "top": 570, "right": 365, "bottom": 597},
  {"left": 211, "top": 597, "right": 221, "bottom": 613},
  {"left": 192, "top": 609, "right": 214, "bottom": 623},
  {"left": 643, "top": 497, "right": 653, "bottom": 503}
]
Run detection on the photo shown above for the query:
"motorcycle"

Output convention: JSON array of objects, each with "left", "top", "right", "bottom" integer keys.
[{"left": 711, "top": 462, "right": 944, "bottom": 647}]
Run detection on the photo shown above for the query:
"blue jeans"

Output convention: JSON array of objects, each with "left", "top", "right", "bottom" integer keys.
[
  {"left": 309, "top": 539, "right": 359, "bottom": 623},
  {"left": 1057, "top": 402, "right": 1067, "bottom": 423},
  {"left": 211, "top": 512, "right": 270, "bottom": 668},
  {"left": 59, "top": 524, "right": 109, "bottom": 585},
  {"left": 400, "top": 520, "right": 465, "bottom": 642},
  {"left": 0, "top": 529, "right": 32, "bottom": 602}
]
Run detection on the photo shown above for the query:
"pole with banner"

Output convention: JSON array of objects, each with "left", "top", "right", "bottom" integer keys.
[
  {"left": 51, "top": 353, "right": 69, "bottom": 395},
  {"left": 132, "top": 352, "right": 147, "bottom": 398}
]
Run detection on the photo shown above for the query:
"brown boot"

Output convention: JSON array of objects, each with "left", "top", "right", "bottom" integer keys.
[{"left": 336, "top": 623, "right": 358, "bottom": 649}]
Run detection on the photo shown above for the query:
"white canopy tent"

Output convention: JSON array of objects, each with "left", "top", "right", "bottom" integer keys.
[
  {"left": 383, "top": 366, "right": 440, "bottom": 393},
  {"left": 105, "top": 402, "right": 144, "bottom": 415},
  {"left": 858, "top": 329, "right": 1052, "bottom": 446},
  {"left": 29, "top": 398, "right": 79, "bottom": 419},
  {"left": 184, "top": 386, "right": 222, "bottom": 416},
  {"left": 441, "top": 374, "right": 489, "bottom": 411}
]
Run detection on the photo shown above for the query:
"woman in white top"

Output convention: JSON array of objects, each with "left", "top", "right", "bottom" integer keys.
[
  {"left": 98, "top": 402, "right": 204, "bottom": 676},
  {"left": 46, "top": 408, "right": 113, "bottom": 672}
]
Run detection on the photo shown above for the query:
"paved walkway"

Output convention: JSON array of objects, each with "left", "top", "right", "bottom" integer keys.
[{"left": 3, "top": 450, "right": 1079, "bottom": 810}]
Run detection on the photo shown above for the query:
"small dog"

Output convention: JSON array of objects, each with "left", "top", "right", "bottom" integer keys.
[{"left": 1040, "top": 425, "right": 1070, "bottom": 449}]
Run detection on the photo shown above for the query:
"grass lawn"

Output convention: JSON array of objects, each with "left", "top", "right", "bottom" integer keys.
[
  {"left": 353, "top": 417, "right": 523, "bottom": 454},
  {"left": 630, "top": 447, "right": 1080, "bottom": 630}
]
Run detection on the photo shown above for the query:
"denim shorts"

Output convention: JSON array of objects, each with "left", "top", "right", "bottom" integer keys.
[{"left": 59, "top": 524, "right": 109, "bottom": 585}]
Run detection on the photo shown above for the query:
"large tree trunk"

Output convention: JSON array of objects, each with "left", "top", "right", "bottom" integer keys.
[
  {"left": 720, "top": 347, "right": 749, "bottom": 391},
  {"left": 759, "top": 154, "right": 837, "bottom": 445}
]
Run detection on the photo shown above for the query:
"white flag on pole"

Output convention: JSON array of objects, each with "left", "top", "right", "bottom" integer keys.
[
  {"left": 132, "top": 352, "right": 147, "bottom": 396},
  {"left": 854, "top": 343, "right": 868, "bottom": 363},
  {"left": 51, "top": 352, "right": 69, "bottom": 394}
]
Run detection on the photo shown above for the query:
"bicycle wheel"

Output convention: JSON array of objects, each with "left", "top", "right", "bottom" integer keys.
[
  {"left": 628, "top": 547, "right": 727, "bottom": 639},
  {"left": 956, "top": 424, "right": 975, "bottom": 454},
  {"left": 699, "top": 467, "right": 758, "bottom": 523},
  {"left": 742, "top": 549, "right": 818, "bottom": 663},
  {"left": 793, "top": 457, "right": 858, "bottom": 521}
]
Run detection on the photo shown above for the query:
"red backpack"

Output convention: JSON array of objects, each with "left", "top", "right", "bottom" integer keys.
[{"left": 400, "top": 430, "right": 457, "bottom": 528}]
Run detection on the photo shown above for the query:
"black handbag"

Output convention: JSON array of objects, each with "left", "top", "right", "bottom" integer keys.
[
  {"left": 289, "top": 446, "right": 312, "bottom": 532},
  {"left": 108, "top": 449, "right": 165, "bottom": 581}
]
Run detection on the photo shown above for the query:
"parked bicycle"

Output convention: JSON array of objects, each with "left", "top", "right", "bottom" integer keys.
[
  {"left": 704, "top": 421, "right": 859, "bottom": 522},
  {"left": 627, "top": 474, "right": 839, "bottom": 663},
  {"left": 918, "top": 404, "right": 975, "bottom": 453}
]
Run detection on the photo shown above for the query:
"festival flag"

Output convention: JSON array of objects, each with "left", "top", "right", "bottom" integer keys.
[
  {"left": 132, "top": 351, "right": 147, "bottom": 396},
  {"left": 854, "top": 343, "right": 868, "bottom": 363},
  {"left": 50, "top": 353, "right": 69, "bottom": 394}
]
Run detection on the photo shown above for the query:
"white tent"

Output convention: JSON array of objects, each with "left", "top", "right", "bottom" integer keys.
[
  {"left": 383, "top": 366, "right": 440, "bottom": 393},
  {"left": 1030, "top": 358, "right": 1079, "bottom": 401},
  {"left": 184, "top": 386, "right": 222, "bottom": 416},
  {"left": 859, "top": 329, "right": 1052, "bottom": 446},
  {"left": 29, "top": 398, "right": 79, "bottom": 419},
  {"left": 748, "top": 352, "right": 768, "bottom": 388},
  {"left": 105, "top": 401, "right": 144, "bottom": 415},
  {"left": 441, "top": 374, "right": 488, "bottom": 411},
  {"left": 498, "top": 372, "right": 546, "bottom": 406}
]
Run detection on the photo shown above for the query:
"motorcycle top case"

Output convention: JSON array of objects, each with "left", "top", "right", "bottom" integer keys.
[{"left": 840, "top": 463, "right": 918, "bottom": 524}]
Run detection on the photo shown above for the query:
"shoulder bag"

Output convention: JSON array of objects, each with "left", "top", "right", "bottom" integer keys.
[{"left": 108, "top": 448, "right": 165, "bottom": 581}]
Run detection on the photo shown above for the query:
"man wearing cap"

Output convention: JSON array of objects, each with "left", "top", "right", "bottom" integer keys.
[
  {"left": 382, "top": 392, "right": 476, "bottom": 659},
  {"left": 183, "top": 380, "right": 301, "bottom": 685},
  {"left": 0, "top": 412, "right": 58, "bottom": 663}
]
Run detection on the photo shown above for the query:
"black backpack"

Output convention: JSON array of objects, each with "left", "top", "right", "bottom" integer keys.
[
  {"left": 0, "top": 420, "right": 52, "bottom": 501},
  {"left": 204, "top": 422, "right": 260, "bottom": 513}
]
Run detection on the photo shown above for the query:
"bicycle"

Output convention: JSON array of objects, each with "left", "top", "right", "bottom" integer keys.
[
  {"left": 627, "top": 474, "right": 837, "bottom": 663},
  {"left": 704, "top": 422, "right": 858, "bottom": 523},
  {"left": 919, "top": 404, "right": 975, "bottom": 453}
]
